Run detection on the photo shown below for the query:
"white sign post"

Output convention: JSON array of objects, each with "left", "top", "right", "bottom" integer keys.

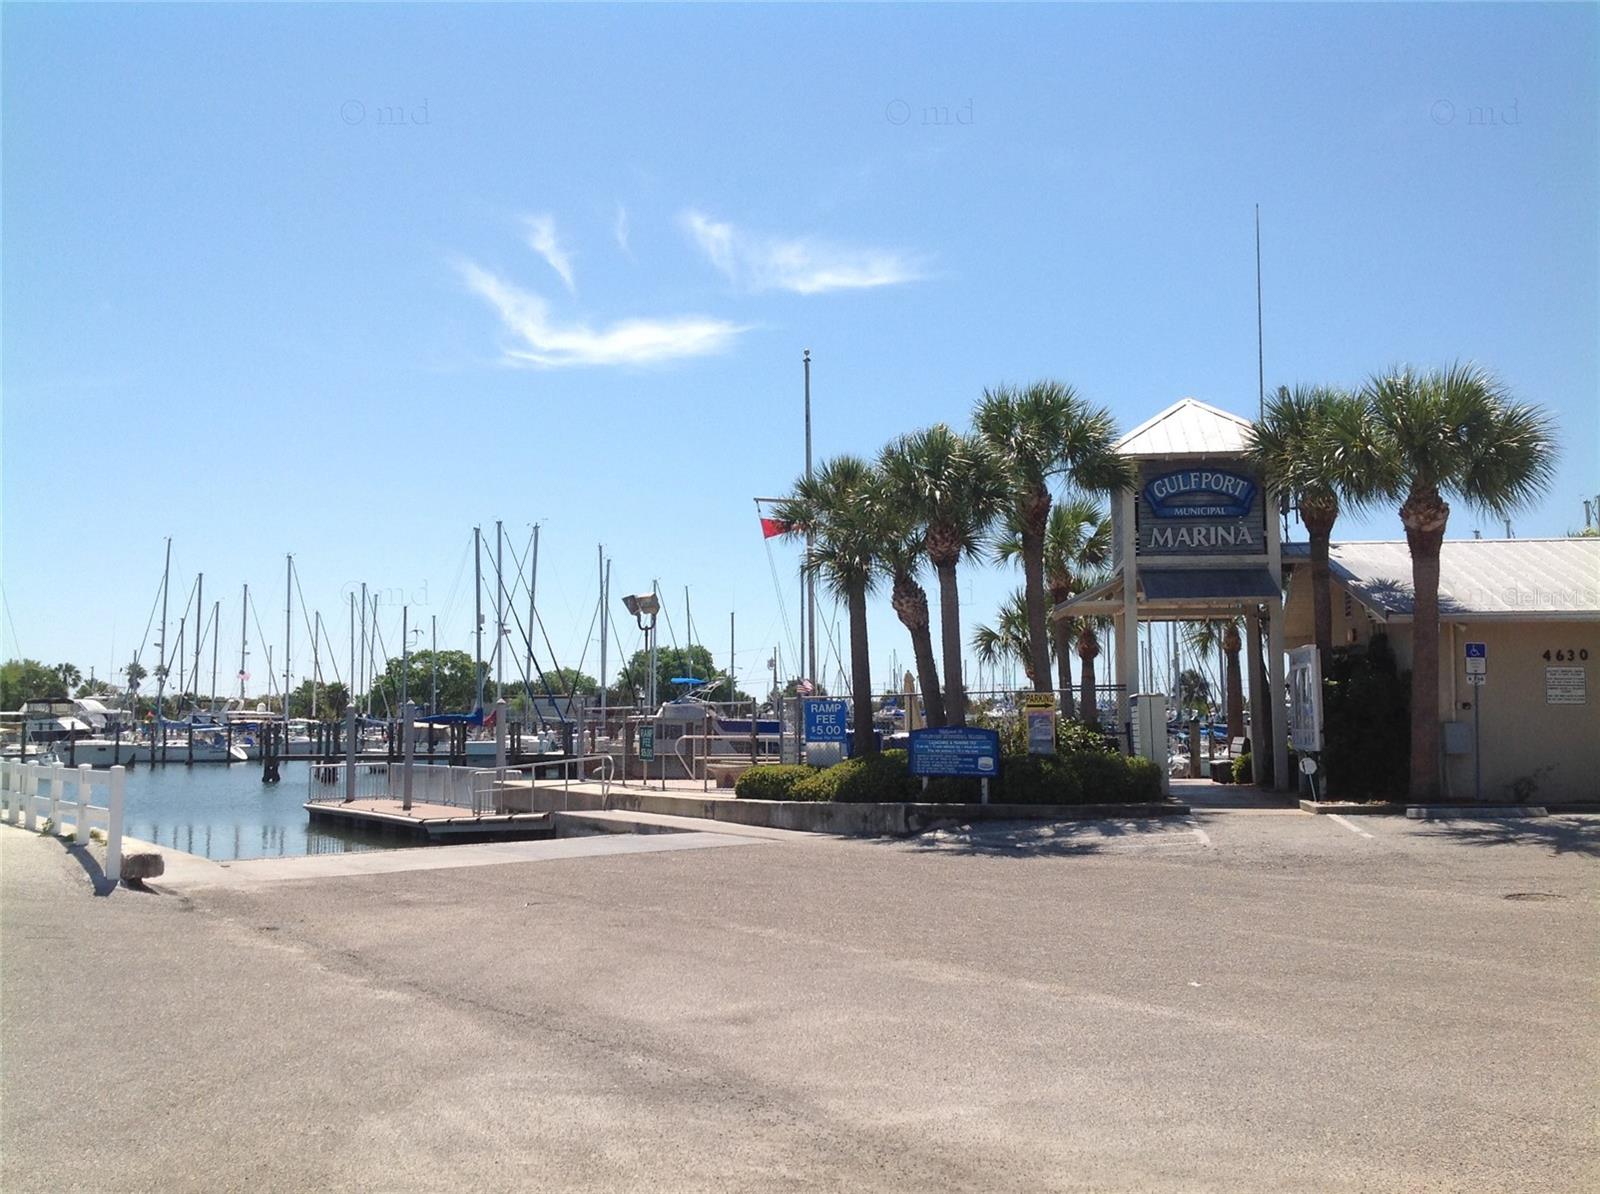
[{"left": 1465, "top": 643, "right": 1486, "bottom": 801}]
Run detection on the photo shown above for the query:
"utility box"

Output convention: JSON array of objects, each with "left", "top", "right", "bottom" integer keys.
[
  {"left": 1130, "top": 693, "right": 1170, "bottom": 795},
  {"left": 1443, "top": 720, "right": 1474, "bottom": 756}
]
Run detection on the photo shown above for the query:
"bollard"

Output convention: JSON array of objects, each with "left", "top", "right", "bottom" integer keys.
[
  {"left": 104, "top": 767, "right": 125, "bottom": 883},
  {"left": 1, "top": 759, "right": 11, "bottom": 824},
  {"left": 76, "top": 764, "right": 93, "bottom": 844},
  {"left": 50, "top": 761, "right": 64, "bottom": 832}
]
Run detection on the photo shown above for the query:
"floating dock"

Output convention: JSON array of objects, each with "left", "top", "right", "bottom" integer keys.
[{"left": 304, "top": 798, "right": 552, "bottom": 843}]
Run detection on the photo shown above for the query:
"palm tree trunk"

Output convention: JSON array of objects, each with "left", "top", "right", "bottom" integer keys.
[
  {"left": 1021, "top": 487, "right": 1052, "bottom": 689},
  {"left": 1077, "top": 624, "right": 1099, "bottom": 727},
  {"left": 1252, "top": 616, "right": 1274, "bottom": 786},
  {"left": 1402, "top": 489, "right": 1449, "bottom": 801},
  {"left": 936, "top": 560, "right": 966, "bottom": 726},
  {"left": 1051, "top": 618, "right": 1075, "bottom": 717},
  {"left": 1302, "top": 500, "right": 1339, "bottom": 673},
  {"left": 909, "top": 627, "right": 944, "bottom": 729},
  {"left": 847, "top": 582, "right": 877, "bottom": 756},
  {"left": 1223, "top": 623, "right": 1244, "bottom": 742},
  {"left": 891, "top": 571, "right": 945, "bottom": 728}
]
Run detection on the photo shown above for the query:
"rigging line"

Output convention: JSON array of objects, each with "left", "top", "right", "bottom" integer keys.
[
  {"left": 132, "top": 570, "right": 166, "bottom": 667},
  {"left": 762, "top": 538, "right": 801, "bottom": 667},
  {"left": 289, "top": 562, "right": 321, "bottom": 677},
  {"left": 248, "top": 595, "right": 281, "bottom": 699},
  {"left": 436, "top": 533, "right": 474, "bottom": 642},
  {"left": 0, "top": 584, "right": 23, "bottom": 658},
  {"left": 656, "top": 583, "right": 684, "bottom": 655}
]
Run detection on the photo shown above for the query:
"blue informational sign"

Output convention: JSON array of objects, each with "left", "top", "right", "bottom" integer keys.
[
  {"left": 1465, "top": 642, "right": 1487, "bottom": 658},
  {"left": 908, "top": 727, "right": 1001, "bottom": 777},
  {"left": 803, "top": 699, "right": 849, "bottom": 742}
]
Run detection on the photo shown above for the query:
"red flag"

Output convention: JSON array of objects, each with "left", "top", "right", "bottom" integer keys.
[{"left": 760, "top": 516, "right": 792, "bottom": 539}]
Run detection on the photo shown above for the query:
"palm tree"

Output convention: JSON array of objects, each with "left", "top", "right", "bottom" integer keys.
[
  {"left": 1247, "top": 384, "right": 1371, "bottom": 672},
  {"left": 975, "top": 381, "right": 1130, "bottom": 694},
  {"left": 972, "top": 589, "right": 1037, "bottom": 690},
  {"left": 994, "top": 495, "right": 1111, "bottom": 716},
  {"left": 879, "top": 426, "right": 1005, "bottom": 726},
  {"left": 1184, "top": 619, "right": 1244, "bottom": 742},
  {"left": 871, "top": 500, "right": 947, "bottom": 728},
  {"left": 1358, "top": 364, "right": 1557, "bottom": 801},
  {"left": 773, "top": 455, "right": 883, "bottom": 756},
  {"left": 1073, "top": 611, "right": 1108, "bottom": 727}
]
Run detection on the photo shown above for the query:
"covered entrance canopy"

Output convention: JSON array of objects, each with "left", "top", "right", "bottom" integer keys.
[{"left": 1052, "top": 398, "right": 1291, "bottom": 789}]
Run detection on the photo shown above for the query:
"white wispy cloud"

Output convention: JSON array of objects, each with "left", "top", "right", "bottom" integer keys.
[
  {"left": 681, "top": 210, "right": 926, "bottom": 295},
  {"left": 521, "top": 214, "right": 576, "bottom": 293},
  {"left": 613, "top": 203, "right": 632, "bottom": 257},
  {"left": 459, "top": 262, "right": 745, "bottom": 368}
]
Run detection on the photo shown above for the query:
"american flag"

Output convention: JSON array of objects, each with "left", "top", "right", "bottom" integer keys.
[{"left": 797, "top": 679, "right": 814, "bottom": 695}]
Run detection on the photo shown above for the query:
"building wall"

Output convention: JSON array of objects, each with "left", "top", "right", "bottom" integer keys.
[{"left": 1284, "top": 570, "right": 1599, "bottom": 802}]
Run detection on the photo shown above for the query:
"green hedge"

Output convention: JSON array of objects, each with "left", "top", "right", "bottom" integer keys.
[
  {"left": 791, "top": 750, "right": 912, "bottom": 803},
  {"left": 734, "top": 764, "right": 819, "bottom": 801},
  {"left": 1232, "top": 752, "right": 1253, "bottom": 784}
]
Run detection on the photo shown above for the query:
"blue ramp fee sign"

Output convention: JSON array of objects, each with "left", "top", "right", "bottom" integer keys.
[
  {"left": 908, "top": 727, "right": 1001, "bottom": 777},
  {"left": 803, "top": 698, "right": 849, "bottom": 742}
]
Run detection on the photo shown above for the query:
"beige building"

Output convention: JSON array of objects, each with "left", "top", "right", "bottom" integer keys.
[{"left": 1283, "top": 538, "right": 1600, "bottom": 804}]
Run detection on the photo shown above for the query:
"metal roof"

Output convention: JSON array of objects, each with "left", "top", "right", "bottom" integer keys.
[
  {"left": 1114, "top": 398, "right": 1256, "bottom": 458},
  {"left": 1295, "top": 538, "right": 1600, "bottom": 622}
]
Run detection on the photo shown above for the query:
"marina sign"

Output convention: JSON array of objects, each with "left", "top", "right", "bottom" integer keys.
[
  {"left": 1143, "top": 469, "right": 1257, "bottom": 519},
  {"left": 802, "top": 698, "right": 848, "bottom": 742},
  {"left": 1136, "top": 461, "right": 1266, "bottom": 557}
]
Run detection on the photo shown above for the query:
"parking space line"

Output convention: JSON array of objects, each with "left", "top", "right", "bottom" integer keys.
[{"left": 1327, "top": 814, "right": 1375, "bottom": 839}]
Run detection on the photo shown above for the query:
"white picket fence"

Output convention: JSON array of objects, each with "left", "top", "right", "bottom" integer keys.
[{"left": 0, "top": 759, "right": 126, "bottom": 882}]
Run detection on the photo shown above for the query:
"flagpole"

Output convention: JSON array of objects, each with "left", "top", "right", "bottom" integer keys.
[{"left": 803, "top": 349, "right": 816, "bottom": 692}]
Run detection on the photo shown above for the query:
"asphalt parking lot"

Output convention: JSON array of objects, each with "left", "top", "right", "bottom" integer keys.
[{"left": 3, "top": 805, "right": 1596, "bottom": 1192}]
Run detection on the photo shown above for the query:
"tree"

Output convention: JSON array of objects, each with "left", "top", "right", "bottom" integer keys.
[
  {"left": 774, "top": 456, "right": 882, "bottom": 755},
  {"left": 879, "top": 425, "right": 1004, "bottom": 726},
  {"left": 972, "top": 589, "right": 1038, "bottom": 689},
  {"left": 867, "top": 492, "right": 946, "bottom": 728},
  {"left": 53, "top": 662, "right": 82, "bottom": 693},
  {"left": 995, "top": 494, "right": 1111, "bottom": 717},
  {"left": 975, "top": 381, "right": 1130, "bottom": 696},
  {"left": 0, "top": 658, "right": 67, "bottom": 707},
  {"left": 1357, "top": 364, "right": 1557, "bottom": 801},
  {"left": 614, "top": 646, "right": 739, "bottom": 701},
  {"left": 287, "top": 679, "right": 352, "bottom": 719},
  {"left": 1247, "top": 384, "right": 1371, "bottom": 672},
  {"left": 1177, "top": 668, "right": 1213, "bottom": 718},
  {"left": 1074, "top": 610, "right": 1109, "bottom": 728},
  {"left": 1185, "top": 619, "right": 1244, "bottom": 742},
  {"left": 125, "top": 659, "right": 148, "bottom": 691},
  {"left": 366, "top": 649, "right": 481, "bottom": 715}
]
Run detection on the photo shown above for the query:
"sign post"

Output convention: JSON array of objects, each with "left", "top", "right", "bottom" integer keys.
[{"left": 1465, "top": 642, "right": 1486, "bottom": 802}]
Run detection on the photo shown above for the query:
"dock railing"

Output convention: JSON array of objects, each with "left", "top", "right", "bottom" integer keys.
[
  {"left": 471, "top": 754, "right": 614, "bottom": 813},
  {"left": 1, "top": 759, "right": 126, "bottom": 883},
  {"left": 669, "top": 734, "right": 786, "bottom": 791},
  {"left": 306, "top": 762, "right": 485, "bottom": 812}
]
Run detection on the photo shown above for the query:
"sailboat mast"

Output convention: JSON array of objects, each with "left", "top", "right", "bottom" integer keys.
[
  {"left": 473, "top": 526, "right": 484, "bottom": 709},
  {"left": 155, "top": 537, "right": 171, "bottom": 746},
  {"left": 359, "top": 582, "right": 368, "bottom": 716},
  {"left": 349, "top": 594, "right": 356, "bottom": 714},
  {"left": 528, "top": 525, "right": 540, "bottom": 688},
  {"left": 284, "top": 555, "right": 293, "bottom": 720},
  {"left": 494, "top": 520, "right": 504, "bottom": 700},
  {"left": 239, "top": 583, "right": 249, "bottom": 701},
  {"left": 210, "top": 599, "right": 220, "bottom": 712},
  {"left": 803, "top": 349, "right": 817, "bottom": 691},
  {"left": 597, "top": 547, "right": 608, "bottom": 729},
  {"left": 192, "top": 572, "right": 204, "bottom": 712},
  {"left": 430, "top": 614, "right": 438, "bottom": 715}
]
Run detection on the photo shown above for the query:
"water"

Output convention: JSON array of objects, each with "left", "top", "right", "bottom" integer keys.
[{"left": 115, "top": 761, "right": 394, "bottom": 862}]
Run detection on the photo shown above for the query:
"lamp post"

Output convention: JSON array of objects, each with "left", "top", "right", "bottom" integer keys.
[{"left": 622, "top": 591, "right": 661, "bottom": 710}]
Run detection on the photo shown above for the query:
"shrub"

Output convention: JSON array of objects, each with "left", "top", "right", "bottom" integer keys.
[
  {"left": 791, "top": 749, "right": 911, "bottom": 803},
  {"left": 1123, "top": 756, "right": 1164, "bottom": 802},
  {"left": 734, "top": 764, "right": 817, "bottom": 801},
  {"left": 1232, "top": 752, "right": 1254, "bottom": 784},
  {"left": 1211, "top": 759, "right": 1234, "bottom": 784},
  {"left": 996, "top": 754, "right": 1085, "bottom": 805},
  {"left": 994, "top": 711, "right": 1120, "bottom": 757}
]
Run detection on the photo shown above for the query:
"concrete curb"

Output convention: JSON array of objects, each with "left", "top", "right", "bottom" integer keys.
[
  {"left": 517, "top": 784, "right": 1189, "bottom": 836},
  {"left": 1405, "top": 805, "right": 1549, "bottom": 820}
]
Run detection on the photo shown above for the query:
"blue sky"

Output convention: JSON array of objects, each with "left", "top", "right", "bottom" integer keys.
[{"left": 4, "top": 2, "right": 1596, "bottom": 700}]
